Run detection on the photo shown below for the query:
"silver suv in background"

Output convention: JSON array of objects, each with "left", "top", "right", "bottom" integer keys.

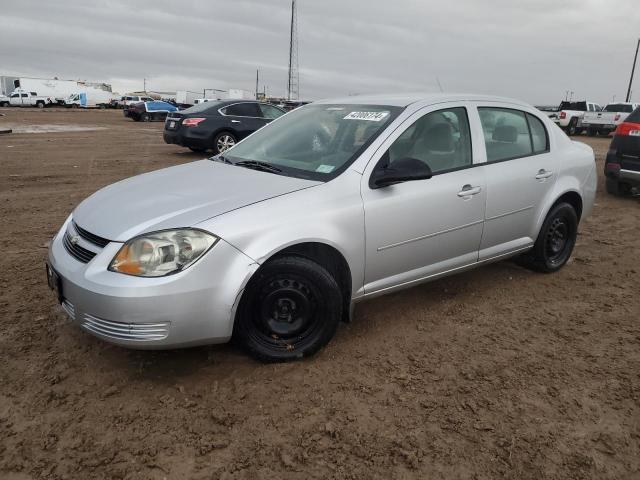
[{"left": 46, "top": 94, "right": 596, "bottom": 362}]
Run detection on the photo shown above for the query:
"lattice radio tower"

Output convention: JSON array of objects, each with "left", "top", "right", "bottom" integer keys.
[{"left": 287, "top": 0, "right": 299, "bottom": 101}]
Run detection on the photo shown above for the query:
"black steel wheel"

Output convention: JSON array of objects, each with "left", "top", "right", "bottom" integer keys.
[
  {"left": 518, "top": 202, "right": 578, "bottom": 273},
  {"left": 234, "top": 256, "right": 342, "bottom": 362},
  {"left": 566, "top": 118, "right": 579, "bottom": 136}
]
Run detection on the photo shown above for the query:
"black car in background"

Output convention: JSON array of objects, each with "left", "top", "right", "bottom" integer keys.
[
  {"left": 124, "top": 101, "right": 178, "bottom": 122},
  {"left": 604, "top": 106, "right": 640, "bottom": 196},
  {"left": 163, "top": 100, "right": 286, "bottom": 154}
]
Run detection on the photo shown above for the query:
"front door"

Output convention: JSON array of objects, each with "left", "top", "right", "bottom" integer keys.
[{"left": 361, "top": 104, "right": 486, "bottom": 294}]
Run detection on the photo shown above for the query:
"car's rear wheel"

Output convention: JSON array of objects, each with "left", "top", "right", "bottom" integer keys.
[
  {"left": 587, "top": 127, "right": 597, "bottom": 136},
  {"left": 605, "top": 178, "right": 631, "bottom": 196},
  {"left": 518, "top": 202, "right": 578, "bottom": 273},
  {"left": 142, "top": 113, "right": 151, "bottom": 122},
  {"left": 36, "top": 102, "right": 45, "bottom": 109},
  {"left": 234, "top": 256, "right": 342, "bottom": 362},
  {"left": 213, "top": 132, "right": 236, "bottom": 154},
  {"left": 566, "top": 118, "right": 579, "bottom": 136}
]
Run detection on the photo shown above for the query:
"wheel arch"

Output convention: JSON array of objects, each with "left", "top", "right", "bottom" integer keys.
[{"left": 239, "top": 241, "right": 354, "bottom": 324}]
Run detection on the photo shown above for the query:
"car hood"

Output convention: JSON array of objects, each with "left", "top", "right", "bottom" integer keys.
[{"left": 72, "top": 160, "right": 320, "bottom": 241}]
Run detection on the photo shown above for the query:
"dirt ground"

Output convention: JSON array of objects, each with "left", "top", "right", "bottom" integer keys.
[{"left": 0, "top": 107, "right": 638, "bottom": 480}]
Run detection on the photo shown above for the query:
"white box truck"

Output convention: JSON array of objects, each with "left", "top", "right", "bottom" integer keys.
[
  {"left": 227, "top": 88, "right": 255, "bottom": 100},
  {"left": 0, "top": 76, "right": 113, "bottom": 104},
  {"left": 175, "top": 91, "right": 200, "bottom": 107},
  {"left": 64, "top": 89, "right": 115, "bottom": 108}
]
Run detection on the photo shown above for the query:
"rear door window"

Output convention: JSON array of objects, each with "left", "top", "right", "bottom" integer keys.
[
  {"left": 479, "top": 108, "right": 533, "bottom": 162},
  {"left": 222, "top": 102, "right": 262, "bottom": 117}
]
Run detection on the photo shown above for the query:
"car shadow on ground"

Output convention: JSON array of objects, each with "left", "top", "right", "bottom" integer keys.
[{"left": 66, "top": 258, "right": 533, "bottom": 387}]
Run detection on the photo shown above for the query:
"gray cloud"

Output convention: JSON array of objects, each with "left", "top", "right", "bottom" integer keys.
[{"left": 1, "top": 0, "right": 639, "bottom": 104}]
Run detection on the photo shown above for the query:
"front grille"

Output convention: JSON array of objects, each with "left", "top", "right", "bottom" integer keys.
[
  {"left": 82, "top": 314, "right": 169, "bottom": 341},
  {"left": 61, "top": 300, "right": 75, "bottom": 320},
  {"left": 63, "top": 231, "right": 97, "bottom": 263},
  {"left": 72, "top": 221, "right": 110, "bottom": 248}
]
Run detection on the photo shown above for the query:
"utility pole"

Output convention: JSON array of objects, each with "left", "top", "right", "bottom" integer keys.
[
  {"left": 255, "top": 69, "right": 259, "bottom": 100},
  {"left": 626, "top": 38, "right": 640, "bottom": 102},
  {"left": 143, "top": 78, "right": 147, "bottom": 93},
  {"left": 287, "top": 0, "right": 299, "bottom": 101}
]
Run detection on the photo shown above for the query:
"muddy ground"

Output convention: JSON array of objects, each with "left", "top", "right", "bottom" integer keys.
[{"left": 0, "top": 108, "right": 638, "bottom": 480}]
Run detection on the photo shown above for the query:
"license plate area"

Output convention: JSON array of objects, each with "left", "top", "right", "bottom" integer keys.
[{"left": 46, "top": 263, "right": 63, "bottom": 303}]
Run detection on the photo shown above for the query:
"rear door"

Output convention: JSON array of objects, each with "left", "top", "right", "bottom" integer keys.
[
  {"left": 473, "top": 104, "right": 557, "bottom": 260},
  {"left": 219, "top": 102, "right": 267, "bottom": 139}
]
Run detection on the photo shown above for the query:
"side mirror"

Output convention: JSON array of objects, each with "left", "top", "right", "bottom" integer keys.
[{"left": 370, "top": 157, "right": 432, "bottom": 189}]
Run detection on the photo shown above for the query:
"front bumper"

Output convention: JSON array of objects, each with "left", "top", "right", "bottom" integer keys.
[{"left": 47, "top": 218, "right": 258, "bottom": 349}]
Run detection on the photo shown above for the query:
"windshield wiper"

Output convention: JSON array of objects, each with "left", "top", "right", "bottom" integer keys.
[
  {"left": 210, "top": 154, "right": 233, "bottom": 164},
  {"left": 234, "top": 160, "right": 282, "bottom": 174}
]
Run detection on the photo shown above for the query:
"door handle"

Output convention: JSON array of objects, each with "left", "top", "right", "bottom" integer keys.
[
  {"left": 231, "top": 120, "right": 241, "bottom": 123},
  {"left": 457, "top": 184, "right": 482, "bottom": 197},
  {"left": 535, "top": 169, "right": 553, "bottom": 180}
]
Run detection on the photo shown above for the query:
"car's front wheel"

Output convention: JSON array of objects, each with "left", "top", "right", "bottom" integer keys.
[
  {"left": 234, "top": 256, "right": 342, "bottom": 362},
  {"left": 213, "top": 132, "right": 236, "bottom": 154},
  {"left": 519, "top": 202, "right": 578, "bottom": 273}
]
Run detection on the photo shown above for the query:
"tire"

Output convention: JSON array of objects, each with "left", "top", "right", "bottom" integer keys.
[
  {"left": 71, "top": 103, "right": 78, "bottom": 109},
  {"left": 587, "top": 127, "right": 597, "bottom": 136},
  {"left": 566, "top": 118, "right": 579, "bottom": 136},
  {"left": 36, "top": 102, "right": 45, "bottom": 109},
  {"left": 605, "top": 178, "right": 631, "bottom": 196},
  {"left": 213, "top": 131, "right": 236, "bottom": 154},
  {"left": 142, "top": 113, "right": 151, "bottom": 122},
  {"left": 234, "top": 256, "right": 342, "bottom": 362},
  {"left": 518, "top": 202, "right": 578, "bottom": 273},
  {"left": 188, "top": 147, "right": 206, "bottom": 153}
]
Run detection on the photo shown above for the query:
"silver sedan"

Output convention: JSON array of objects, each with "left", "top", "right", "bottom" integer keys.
[{"left": 47, "top": 94, "right": 597, "bottom": 361}]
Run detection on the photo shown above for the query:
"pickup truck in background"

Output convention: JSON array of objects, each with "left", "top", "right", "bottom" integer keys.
[
  {"left": 581, "top": 102, "right": 640, "bottom": 136},
  {"left": 8, "top": 89, "right": 56, "bottom": 108},
  {"left": 553, "top": 100, "right": 602, "bottom": 135}
]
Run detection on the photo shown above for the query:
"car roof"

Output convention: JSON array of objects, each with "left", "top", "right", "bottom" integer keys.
[{"left": 314, "top": 93, "right": 531, "bottom": 108}]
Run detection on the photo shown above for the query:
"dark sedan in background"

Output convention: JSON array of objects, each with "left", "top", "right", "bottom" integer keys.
[
  {"left": 604, "top": 106, "right": 640, "bottom": 196},
  {"left": 124, "top": 101, "right": 178, "bottom": 122},
  {"left": 163, "top": 100, "right": 286, "bottom": 154}
]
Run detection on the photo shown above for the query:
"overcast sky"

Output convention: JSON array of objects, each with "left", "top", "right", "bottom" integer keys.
[{"left": 1, "top": 0, "right": 639, "bottom": 104}]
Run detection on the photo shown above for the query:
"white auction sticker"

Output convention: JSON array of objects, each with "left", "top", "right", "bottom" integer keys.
[
  {"left": 315, "top": 164, "right": 335, "bottom": 173},
  {"left": 343, "top": 111, "right": 389, "bottom": 122}
]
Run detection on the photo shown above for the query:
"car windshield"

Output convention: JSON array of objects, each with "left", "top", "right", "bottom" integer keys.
[{"left": 222, "top": 103, "right": 402, "bottom": 181}]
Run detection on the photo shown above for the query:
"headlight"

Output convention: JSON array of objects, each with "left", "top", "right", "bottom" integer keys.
[{"left": 109, "top": 229, "right": 218, "bottom": 277}]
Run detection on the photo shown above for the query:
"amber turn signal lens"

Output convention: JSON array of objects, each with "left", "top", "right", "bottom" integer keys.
[{"left": 111, "top": 245, "right": 142, "bottom": 274}]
